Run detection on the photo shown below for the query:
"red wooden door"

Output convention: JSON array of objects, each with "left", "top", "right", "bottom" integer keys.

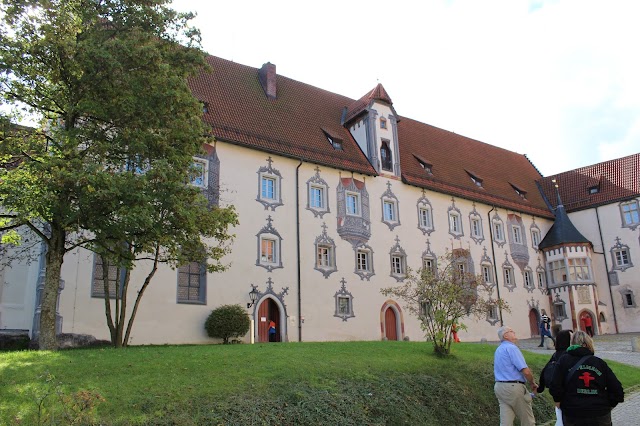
[
  {"left": 529, "top": 310, "right": 539, "bottom": 338},
  {"left": 258, "top": 300, "right": 269, "bottom": 343},
  {"left": 385, "top": 308, "right": 397, "bottom": 341},
  {"left": 257, "top": 299, "right": 280, "bottom": 343}
]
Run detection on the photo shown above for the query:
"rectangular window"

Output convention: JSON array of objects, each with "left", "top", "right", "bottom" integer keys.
[
  {"left": 524, "top": 271, "right": 533, "bottom": 288},
  {"left": 532, "top": 229, "right": 540, "bottom": 248},
  {"left": 623, "top": 292, "right": 635, "bottom": 307},
  {"left": 420, "top": 301, "right": 432, "bottom": 318},
  {"left": 380, "top": 117, "right": 387, "bottom": 129},
  {"left": 449, "top": 213, "right": 461, "bottom": 234},
  {"left": 346, "top": 192, "right": 360, "bottom": 216},
  {"left": 621, "top": 201, "right": 640, "bottom": 226},
  {"left": 190, "top": 158, "right": 208, "bottom": 188},
  {"left": 261, "top": 176, "right": 276, "bottom": 200},
  {"left": 177, "top": 261, "right": 205, "bottom": 304},
  {"left": 260, "top": 238, "right": 276, "bottom": 264},
  {"left": 568, "top": 258, "right": 590, "bottom": 281},
  {"left": 338, "top": 297, "right": 350, "bottom": 314},
  {"left": 493, "top": 222, "right": 504, "bottom": 241},
  {"left": 471, "top": 218, "right": 482, "bottom": 237},
  {"left": 488, "top": 305, "right": 499, "bottom": 321},
  {"left": 549, "top": 259, "right": 566, "bottom": 284},
  {"left": 309, "top": 185, "right": 325, "bottom": 209},
  {"left": 357, "top": 250, "right": 370, "bottom": 271},
  {"left": 317, "top": 245, "right": 331, "bottom": 268},
  {"left": 92, "top": 256, "right": 121, "bottom": 298},
  {"left": 504, "top": 268, "right": 512, "bottom": 285},
  {"left": 614, "top": 249, "right": 630, "bottom": 266},
  {"left": 554, "top": 303, "right": 566, "bottom": 319},
  {"left": 391, "top": 255, "right": 404, "bottom": 275},
  {"left": 512, "top": 226, "right": 522, "bottom": 244},
  {"left": 418, "top": 207, "right": 432, "bottom": 229},
  {"left": 423, "top": 258, "right": 436, "bottom": 274},
  {"left": 537, "top": 271, "right": 546, "bottom": 288},
  {"left": 482, "top": 265, "right": 492, "bottom": 283},
  {"left": 383, "top": 200, "right": 396, "bottom": 222}
]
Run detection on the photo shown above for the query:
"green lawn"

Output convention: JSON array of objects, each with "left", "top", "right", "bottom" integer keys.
[{"left": 1, "top": 341, "right": 639, "bottom": 425}]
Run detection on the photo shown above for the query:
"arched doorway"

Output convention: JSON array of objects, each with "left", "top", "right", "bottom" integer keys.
[
  {"left": 257, "top": 298, "right": 282, "bottom": 342},
  {"left": 529, "top": 309, "right": 540, "bottom": 338},
  {"left": 384, "top": 307, "right": 398, "bottom": 340},
  {"left": 578, "top": 310, "right": 596, "bottom": 337}
]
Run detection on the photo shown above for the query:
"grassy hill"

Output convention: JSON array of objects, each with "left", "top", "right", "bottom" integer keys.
[{"left": 2, "top": 341, "right": 639, "bottom": 425}]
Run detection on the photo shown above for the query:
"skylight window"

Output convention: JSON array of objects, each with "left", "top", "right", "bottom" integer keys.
[{"left": 588, "top": 186, "right": 599, "bottom": 194}]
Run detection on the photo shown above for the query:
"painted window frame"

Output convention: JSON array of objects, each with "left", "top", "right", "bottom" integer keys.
[
  {"left": 620, "top": 200, "right": 640, "bottom": 230},
  {"left": 334, "top": 279, "right": 355, "bottom": 321},
  {"left": 531, "top": 228, "right": 541, "bottom": 250},
  {"left": 512, "top": 226, "right": 522, "bottom": 244},
  {"left": 493, "top": 221, "right": 505, "bottom": 244},
  {"left": 256, "top": 157, "right": 283, "bottom": 211},
  {"left": 346, "top": 192, "right": 361, "bottom": 216},
  {"left": 354, "top": 244, "right": 375, "bottom": 281}
]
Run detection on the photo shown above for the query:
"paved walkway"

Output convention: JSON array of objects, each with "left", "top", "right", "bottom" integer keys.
[{"left": 518, "top": 333, "right": 640, "bottom": 426}]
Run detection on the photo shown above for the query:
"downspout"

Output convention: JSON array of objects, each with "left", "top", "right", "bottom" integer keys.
[
  {"left": 487, "top": 206, "right": 504, "bottom": 326},
  {"left": 595, "top": 206, "right": 619, "bottom": 333},
  {"left": 295, "top": 159, "right": 303, "bottom": 341}
]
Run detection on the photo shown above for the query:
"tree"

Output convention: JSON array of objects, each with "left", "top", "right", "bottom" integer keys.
[
  {"left": 381, "top": 250, "right": 509, "bottom": 356},
  {"left": 205, "top": 304, "right": 251, "bottom": 344},
  {"left": 0, "top": 0, "right": 237, "bottom": 350}
]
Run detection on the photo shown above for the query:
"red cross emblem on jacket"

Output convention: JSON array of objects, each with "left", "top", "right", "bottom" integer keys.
[{"left": 579, "top": 372, "right": 595, "bottom": 387}]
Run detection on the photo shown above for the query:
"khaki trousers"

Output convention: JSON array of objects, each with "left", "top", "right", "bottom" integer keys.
[{"left": 494, "top": 382, "right": 535, "bottom": 426}]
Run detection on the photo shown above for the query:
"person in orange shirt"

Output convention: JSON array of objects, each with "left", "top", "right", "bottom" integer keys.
[
  {"left": 268, "top": 320, "right": 277, "bottom": 342},
  {"left": 452, "top": 323, "right": 461, "bottom": 343}
]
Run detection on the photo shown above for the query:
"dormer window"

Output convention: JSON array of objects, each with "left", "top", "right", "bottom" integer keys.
[
  {"left": 466, "top": 170, "right": 483, "bottom": 188},
  {"left": 510, "top": 183, "right": 527, "bottom": 199},
  {"left": 413, "top": 154, "right": 433, "bottom": 175},
  {"left": 322, "top": 129, "right": 343, "bottom": 150},
  {"left": 588, "top": 186, "right": 599, "bottom": 194},
  {"left": 380, "top": 117, "right": 387, "bottom": 129},
  {"left": 201, "top": 101, "right": 209, "bottom": 113}
]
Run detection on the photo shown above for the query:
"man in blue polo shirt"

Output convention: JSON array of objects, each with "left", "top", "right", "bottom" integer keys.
[{"left": 494, "top": 326, "right": 538, "bottom": 426}]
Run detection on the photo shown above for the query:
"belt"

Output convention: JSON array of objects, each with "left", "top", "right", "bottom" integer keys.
[{"left": 496, "top": 380, "right": 525, "bottom": 384}]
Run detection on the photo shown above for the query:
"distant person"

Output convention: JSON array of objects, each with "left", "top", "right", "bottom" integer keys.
[
  {"left": 537, "top": 329, "right": 573, "bottom": 426},
  {"left": 549, "top": 330, "right": 624, "bottom": 426},
  {"left": 538, "top": 309, "right": 555, "bottom": 348},
  {"left": 268, "top": 320, "right": 276, "bottom": 342},
  {"left": 582, "top": 314, "right": 594, "bottom": 337},
  {"left": 494, "top": 326, "right": 537, "bottom": 426},
  {"left": 451, "top": 323, "right": 461, "bottom": 343}
]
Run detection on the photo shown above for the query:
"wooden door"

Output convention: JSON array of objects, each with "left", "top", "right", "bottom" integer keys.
[
  {"left": 257, "top": 298, "right": 281, "bottom": 343},
  {"left": 257, "top": 300, "right": 269, "bottom": 343},
  {"left": 529, "top": 309, "right": 539, "bottom": 338},
  {"left": 385, "top": 307, "right": 397, "bottom": 341}
]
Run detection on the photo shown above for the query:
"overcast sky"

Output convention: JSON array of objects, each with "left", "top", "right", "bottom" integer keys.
[{"left": 172, "top": 0, "right": 640, "bottom": 177}]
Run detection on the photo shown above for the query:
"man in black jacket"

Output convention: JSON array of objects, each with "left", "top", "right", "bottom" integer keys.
[{"left": 549, "top": 331, "right": 624, "bottom": 426}]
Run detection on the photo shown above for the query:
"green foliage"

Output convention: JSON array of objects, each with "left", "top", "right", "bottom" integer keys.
[
  {"left": 205, "top": 304, "right": 251, "bottom": 344},
  {"left": 382, "top": 250, "right": 510, "bottom": 356},
  {"left": 0, "top": 0, "right": 238, "bottom": 349}
]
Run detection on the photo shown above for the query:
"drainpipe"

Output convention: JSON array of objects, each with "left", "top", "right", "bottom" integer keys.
[
  {"left": 595, "top": 206, "right": 619, "bottom": 333},
  {"left": 295, "top": 159, "right": 303, "bottom": 341},
  {"left": 487, "top": 206, "right": 504, "bottom": 326}
]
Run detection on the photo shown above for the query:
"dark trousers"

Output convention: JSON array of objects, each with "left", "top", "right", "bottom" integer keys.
[
  {"left": 562, "top": 412, "right": 611, "bottom": 426},
  {"left": 539, "top": 328, "right": 555, "bottom": 346},
  {"left": 269, "top": 333, "right": 276, "bottom": 342}
]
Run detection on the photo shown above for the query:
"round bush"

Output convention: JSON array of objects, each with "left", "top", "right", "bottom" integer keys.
[{"left": 205, "top": 304, "right": 251, "bottom": 344}]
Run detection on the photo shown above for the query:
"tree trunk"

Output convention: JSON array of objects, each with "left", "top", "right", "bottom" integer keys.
[
  {"left": 123, "top": 246, "right": 159, "bottom": 347},
  {"left": 39, "top": 227, "right": 66, "bottom": 351}
]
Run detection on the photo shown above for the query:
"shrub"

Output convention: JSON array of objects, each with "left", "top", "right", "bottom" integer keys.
[{"left": 205, "top": 304, "right": 251, "bottom": 344}]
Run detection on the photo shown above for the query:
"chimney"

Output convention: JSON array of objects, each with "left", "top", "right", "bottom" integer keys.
[{"left": 258, "top": 62, "right": 277, "bottom": 99}]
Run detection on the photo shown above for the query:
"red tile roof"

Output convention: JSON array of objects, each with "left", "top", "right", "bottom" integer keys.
[
  {"left": 538, "top": 153, "right": 640, "bottom": 212},
  {"left": 188, "top": 55, "right": 553, "bottom": 218}
]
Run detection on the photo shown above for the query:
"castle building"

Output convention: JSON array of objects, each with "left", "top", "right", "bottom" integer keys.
[{"left": 1, "top": 56, "right": 638, "bottom": 344}]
